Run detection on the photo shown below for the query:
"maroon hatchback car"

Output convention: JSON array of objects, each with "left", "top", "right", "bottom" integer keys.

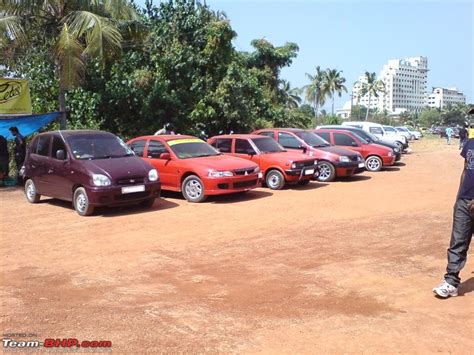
[{"left": 21, "top": 130, "right": 161, "bottom": 216}]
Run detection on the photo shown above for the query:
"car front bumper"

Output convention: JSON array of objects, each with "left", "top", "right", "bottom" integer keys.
[
  {"left": 203, "top": 173, "right": 262, "bottom": 195},
  {"left": 86, "top": 181, "right": 161, "bottom": 206},
  {"left": 285, "top": 165, "right": 319, "bottom": 181}
]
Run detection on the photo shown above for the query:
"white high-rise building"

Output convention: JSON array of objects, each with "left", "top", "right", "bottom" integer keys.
[
  {"left": 427, "top": 87, "right": 466, "bottom": 109},
  {"left": 353, "top": 56, "right": 429, "bottom": 114}
]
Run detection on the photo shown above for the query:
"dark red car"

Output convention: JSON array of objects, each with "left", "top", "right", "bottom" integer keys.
[
  {"left": 21, "top": 130, "right": 161, "bottom": 216},
  {"left": 208, "top": 134, "right": 317, "bottom": 189},
  {"left": 313, "top": 129, "right": 395, "bottom": 171},
  {"left": 252, "top": 128, "right": 364, "bottom": 182}
]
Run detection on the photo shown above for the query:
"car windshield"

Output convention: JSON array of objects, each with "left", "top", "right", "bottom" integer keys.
[
  {"left": 294, "top": 131, "right": 330, "bottom": 147},
  {"left": 396, "top": 127, "right": 409, "bottom": 132},
  {"left": 67, "top": 134, "right": 134, "bottom": 160},
  {"left": 251, "top": 137, "right": 285, "bottom": 153},
  {"left": 168, "top": 139, "right": 220, "bottom": 159},
  {"left": 352, "top": 133, "right": 369, "bottom": 144}
]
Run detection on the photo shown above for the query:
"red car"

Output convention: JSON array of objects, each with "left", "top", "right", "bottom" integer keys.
[
  {"left": 208, "top": 134, "right": 317, "bottom": 190},
  {"left": 127, "top": 135, "right": 262, "bottom": 202},
  {"left": 313, "top": 129, "right": 395, "bottom": 171},
  {"left": 252, "top": 128, "right": 364, "bottom": 182}
]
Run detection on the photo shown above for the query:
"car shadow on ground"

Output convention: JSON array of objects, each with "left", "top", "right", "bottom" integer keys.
[
  {"left": 38, "top": 197, "right": 179, "bottom": 217},
  {"left": 209, "top": 190, "right": 273, "bottom": 204},
  {"left": 286, "top": 182, "right": 329, "bottom": 191},
  {"left": 337, "top": 175, "right": 372, "bottom": 183},
  {"left": 394, "top": 162, "right": 406, "bottom": 167},
  {"left": 458, "top": 277, "right": 474, "bottom": 297},
  {"left": 382, "top": 166, "right": 401, "bottom": 172}
]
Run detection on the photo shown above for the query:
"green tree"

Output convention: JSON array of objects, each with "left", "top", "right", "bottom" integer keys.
[
  {"left": 1, "top": 0, "right": 138, "bottom": 127},
  {"left": 322, "top": 68, "right": 347, "bottom": 115},
  {"left": 357, "top": 71, "right": 385, "bottom": 121},
  {"left": 419, "top": 107, "right": 441, "bottom": 127},
  {"left": 279, "top": 80, "right": 301, "bottom": 109},
  {"left": 304, "top": 66, "right": 326, "bottom": 123}
]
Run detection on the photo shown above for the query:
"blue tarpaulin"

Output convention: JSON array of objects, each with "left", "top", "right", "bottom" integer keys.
[{"left": 0, "top": 112, "right": 60, "bottom": 140}]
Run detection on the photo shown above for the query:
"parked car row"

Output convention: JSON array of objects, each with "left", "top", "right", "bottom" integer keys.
[{"left": 20, "top": 122, "right": 417, "bottom": 216}]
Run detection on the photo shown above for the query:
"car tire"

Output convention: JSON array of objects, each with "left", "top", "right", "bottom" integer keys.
[
  {"left": 365, "top": 156, "right": 383, "bottom": 172},
  {"left": 182, "top": 175, "right": 207, "bottom": 203},
  {"left": 316, "top": 161, "right": 336, "bottom": 182},
  {"left": 298, "top": 179, "right": 311, "bottom": 186},
  {"left": 266, "top": 169, "right": 285, "bottom": 190},
  {"left": 140, "top": 198, "right": 156, "bottom": 209},
  {"left": 73, "top": 187, "right": 95, "bottom": 216},
  {"left": 24, "top": 179, "right": 41, "bottom": 203},
  {"left": 395, "top": 142, "right": 404, "bottom": 151}
]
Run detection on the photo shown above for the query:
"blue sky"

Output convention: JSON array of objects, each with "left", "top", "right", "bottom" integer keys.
[{"left": 136, "top": 0, "right": 474, "bottom": 110}]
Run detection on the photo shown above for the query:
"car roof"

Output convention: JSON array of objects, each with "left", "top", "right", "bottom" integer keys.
[
  {"left": 211, "top": 134, "right": 267, "bottom": 139},
  {"left": 38, "top": 130, "right": 115, "bottom": 137},
  {"left": 132, "top": 135, "right": 197, "bottom": 142},
  {"left": 315, "top": 128, "right": 355, "bottom": 134}
]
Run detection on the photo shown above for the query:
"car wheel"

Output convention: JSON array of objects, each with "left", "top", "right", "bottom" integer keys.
[
  {"left": 396, "top": 142, "right": 404, "bottom": 151},
  {"left": 266, "top": 169, "right": 285, "bottom": 190},
  {"left": 73, "top": 187, "right": 95, "bottom": 216},
  {"left": 24, "top": 179, "right": 41, "bottom": 203},
  {"left": 140, "top": 198, "right": 156, "bottom": 209},
  {"left": 365, "top": 156, "right": 383, "bottom": 172},
  {"left": 182, "top": 175, "right": 207, "bottom": 203},
  {"left": 317, "top": 161, "right": 336, "bottom": 182},
  {"left": 298, "top": 179, "right": 311, "bottom": 186}
]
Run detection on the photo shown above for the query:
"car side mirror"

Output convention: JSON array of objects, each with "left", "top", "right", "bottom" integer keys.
[
  {"left": 159, "top": 152, "right": 171, "bottom": 160},
  {"left": 56, "top": 149, "right": 66, "bottom": 160},
  {"left": 298, "top": 145, "right": 307, "bottom": 153}
]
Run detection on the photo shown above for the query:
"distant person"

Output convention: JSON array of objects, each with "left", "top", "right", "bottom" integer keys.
[
  {"left": 154, "top": 123, "right": 175, "bottom": 135},
  {"left": 433, "top": 138, "right": 474, "bottom": 298},
  {"left": 445, "top": 127, "right": 453, "bottom": 145},
  {"left": 459, "top": 125, "right": 468, "bottom": 150},
  {"left": 8, "top": 126, "right": 26, "bottom": 184},
  {"left": 0, "top": 135, "right": 9, "bottom": 181}
]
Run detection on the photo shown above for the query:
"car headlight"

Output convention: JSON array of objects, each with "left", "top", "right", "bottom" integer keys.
[
  {"left": 208, "top": 170, "right": 233, "bottom": 177},
  {"left": 291, "top": 162, "right": 297, "bottom": 169},
  {"left": 388, "top": 151, "right": 393, "bottom": 157},
  {"left": 148, "top": 169, "right": 159, "bottom": 182},
  {"left": 92, "top": 174, "right": 111, "bottom": 186},
  {"left": 254, "top": 166, "right": 260, "bottom": 173},
  {"left": 339, "top": 156, "right": 350, "bottom": 163}
]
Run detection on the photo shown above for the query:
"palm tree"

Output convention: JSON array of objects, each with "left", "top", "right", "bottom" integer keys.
[
  {"left": 357, "top": 71, "right": 385, "bottom": 121},
  {"left": 322, "top": 68, "right": 347, "bottom": 115},
  {"left": 279, "top": 80, "right": 301, "bottom": 109},
  {"left": 0, "top": 0, "right": 138, "bottom": 128},
  {"left": 304, "top": 66, "right": 327, "bottom": 124}
]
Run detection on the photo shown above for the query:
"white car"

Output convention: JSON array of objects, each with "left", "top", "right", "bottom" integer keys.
[
  {"left": 404, "top": 126, "right": 423, "bottom": 139},
  {"left": 342, "top": 121, "right": 409, "bottom": 152},
  {"left": 394, "top": 127, "right": 414, "bottom": 140}
]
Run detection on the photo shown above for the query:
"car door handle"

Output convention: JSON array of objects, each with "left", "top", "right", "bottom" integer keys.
[
  {"left": 31, "top": 164, "right": 36, "bottom": 169},
  {"left": 48, "top": 169, "right": 53, "bottom": 174}
]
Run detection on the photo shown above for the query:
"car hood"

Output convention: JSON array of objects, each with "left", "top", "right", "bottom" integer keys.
[
  {"left": 263, "top": 151, "right": 315, "bottom": 164},
  {"left": 316, "top": 145, "right": 359, "bottom": 158},
  {"left": 80, "top": 156, "right": 152, "bottom": 178},
  {"left": 186, "top": 154, "right": 258, "bottom": 171}
]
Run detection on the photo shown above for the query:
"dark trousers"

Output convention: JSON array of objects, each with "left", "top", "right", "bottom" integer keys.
[
  {"left": 445, "top": 199, "right": 474, "bottom": 287},
  {"left": 14, "top": 154, "right": 24, "bottom": 183}
]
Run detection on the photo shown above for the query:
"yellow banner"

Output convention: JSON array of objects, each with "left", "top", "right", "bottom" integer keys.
[
  {"left": 0, "top": 78, "right": 32, "bottom": 115},
  {"left": 168, "top": 138, "right": 203, "bottom": 146}
]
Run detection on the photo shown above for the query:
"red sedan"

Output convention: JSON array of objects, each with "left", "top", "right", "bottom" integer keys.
[
  {"left": 208, "top": 134, "right": 317, "bottom": 189},
  {"left": 252, "top": 128, "right": 364, "bottom": 182},
  {"left": 127, "top": 135, "right": 262, "bottom": 202},
  {"left": 313, "top": 129, "right": 395, "bottom": 171}
]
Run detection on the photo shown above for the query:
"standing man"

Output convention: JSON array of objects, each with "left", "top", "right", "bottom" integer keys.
[
  {"left": 433, "top": 134, "right": 474, "bottom": 298},
  {"left": 8, "top": 127, "right": 26, "bottom": 184},
  {"left": 459, "top": 124, "right": 468, "bottom": 150},
  {"left": 445, "top": 127, "right": 453, "bottom": 145}
]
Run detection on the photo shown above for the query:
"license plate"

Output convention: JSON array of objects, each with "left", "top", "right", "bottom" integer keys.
[
  {"left": 304, "top": 169, "right": 315, "bottom": 175},
  {"left": 358, "top": 163, "right": 365, "bottom": 168},
  {"left": 121, "top": 185, "right": 145, "bottom": 194}
]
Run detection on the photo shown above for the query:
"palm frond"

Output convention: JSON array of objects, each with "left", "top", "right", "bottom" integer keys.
[
  {"left": 0, "top": 14, "right": 25, "bottom": 45},
  {"left": 66, "top": 10, "right": 122, "bottom": 58},
  {"left": 56, "top": 23, "right": 85, "bottom": 90},
  {"left": 103, "top": 0, "right": 138, "bottom": 21}
]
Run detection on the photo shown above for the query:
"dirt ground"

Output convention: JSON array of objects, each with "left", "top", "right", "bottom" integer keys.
[{"left": 0, "top": 137, "right": 473, "bottom": 353}]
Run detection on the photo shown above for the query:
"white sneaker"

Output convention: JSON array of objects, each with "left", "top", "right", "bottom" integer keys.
[{"left": 433, "top": 281, "right": 458, "bottom": 298}]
